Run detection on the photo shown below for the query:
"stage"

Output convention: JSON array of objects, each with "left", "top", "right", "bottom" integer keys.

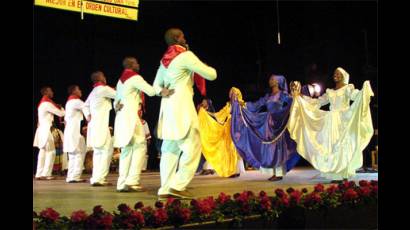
[{"left": 33, "top": 167, "right": 378, "bottom": 216}]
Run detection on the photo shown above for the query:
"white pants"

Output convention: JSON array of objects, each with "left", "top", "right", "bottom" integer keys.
[
  {"left": 35, "top": 133, "right": 55, "bottom": 178},
  {"left": 158, "top": 128, "right": 201, "bottom": 195},
  {"left": 90, "top": 135, "right": 113, "bottom": 184},
  {"left": 62, "top": 152, "right": 68, "bottom": 171},
  {"left": 66, "top": 140, "right": 87, "bottom": 182},
  {"left": 117, "top": 134, "right": 147, "bottom": 190}
]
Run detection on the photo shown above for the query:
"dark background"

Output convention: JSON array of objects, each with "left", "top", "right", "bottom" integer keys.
[{"left": 33, "top": 1, "right": 377, "bottom": 171}]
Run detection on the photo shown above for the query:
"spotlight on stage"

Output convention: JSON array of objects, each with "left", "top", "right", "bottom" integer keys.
[
  {"left": 302, "top": 83, "right": 322, "bottom": 98},
  {"left": 312, "top": 83, "right": 322, "bottom": 97}
]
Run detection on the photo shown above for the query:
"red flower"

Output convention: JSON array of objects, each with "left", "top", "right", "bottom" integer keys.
[
  {"left": 236, "top": 191, "right": 250, "bottom": 203},
  {"left": 217, "top": 192, "right": 231, "bottom": 204},
  {"left": 260, "top": 196, "right": 271, "bottom": 211},
  {"left": 190, "top": 199, "right": 199, "bottom": 207},
  {"left": 93, "top": 205, "right": 104, "bottom": 214},
  {"left": 275, "top": 188, "right": 285, "bottom": 198},
  {"left": 326, "top": 185, "right": 339, "bottom": 194},
  {"left": 348, "top": 181, "right": 356, "bottom": 187},
  {"left": 70, "top": 210, "right": 88, "bottom": 223},
  {"left": 134, "top": 201, "right": 144, "bottom": 210},
  {"left": 359, "top": 180, "right": 370, "bottom": 187},
  {"left": 166, "top": 197, "right": 175, "bottom": 207},
  {"left": 370, "top": 180, "right": 378, "bottom": 186},
  {"left": 286, "top": 187, "right": 295, "bottom": 194},
  {"left": 130, "top": 210, "right": 145, "bottom": 226},
  {"left": 39, "top": 208, "right": 60, "bottom": 222},
  {"left": 154, "top": 208, "right": 168, "bottom": 226},
  {"left": 100, "top": 214, "right": 113, "bottom": 228},
  {"left": 303, "top": 192, "right": 322, "bottom": 208},
  {"left": 343, "top": 188, "right": 359, "bottom": 201},
  {"left": 181, "top": 208, "right": 191, "bottom": 222},
  {"left": 118, "top": 203, "right": 131, "bottom": 213},
  {"left": 247, "top": 191, "right": 255, "bottom": 197},
  {"left": 281, "top": 196, "right": 289, "bottom": 207},
  {"left": 155, "top": 201, "right": 164, "bottom": 209},
  {"left": 359, "top": 186, "right": 371, "bottom": 197},
  {"left": 141, "top": 206, "right": 154, "bottom": 214},
  {"left": 311, "top": 193, "right": 322, "bottom": 203},
  {"left": 314, "top": 183, "right": 325, "bottom": 192},
  {"left": 196, "top": 197, "right": 215, "bottom": 215},
  {"left": 290, "top": 190, "right": 302, "bottom": 205},
  {"left": 372, "top": 185, "right": 378, "bottom": 195},
  {"left": 259, "top": 191, "right": 267, "bottom": 197}
]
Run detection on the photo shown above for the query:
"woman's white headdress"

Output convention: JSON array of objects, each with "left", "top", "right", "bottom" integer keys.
[{"left": 336, "top": 67, "right": 349, "bottom": 84}]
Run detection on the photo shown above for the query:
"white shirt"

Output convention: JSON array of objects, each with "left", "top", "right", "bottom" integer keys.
[
  {"left": 153, "top": 50, "right": 217, "bottom": 140},
  {"left": 33, "top": 101, "right": 65, "bottom": 148},
  {"left": 113, "top": 74, "right": 156, "bottom": 147},
  {"left": 63, "top": 98, "right": 85, "bottom": 152},
  {"left": 83, "top": 85, "right": 116, "bottom": 148}
]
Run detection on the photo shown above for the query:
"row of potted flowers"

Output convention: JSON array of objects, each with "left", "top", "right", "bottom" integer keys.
[{"left": 33, "top": 180, "right": 377, "bottom": 229}]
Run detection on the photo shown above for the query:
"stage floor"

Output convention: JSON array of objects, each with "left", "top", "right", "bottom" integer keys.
[{"left": 33, "top": 167, "right": 378, "bottom": 216}]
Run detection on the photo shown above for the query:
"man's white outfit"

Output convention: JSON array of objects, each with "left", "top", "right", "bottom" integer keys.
[
  {"left": 64, "top": 96, "right": 87, "bottom": 182},
  {"left": 114, "top": 69, "right": 156, "bottom": 191},
  {"left": 154, "top": 45, "right": 217, "bottom": 195},
  {"left": 33, "top": 97, "right": 65, "bottom": 178},
  {"left": 83, "top": 83, "right": 116, "bottom": 185}
]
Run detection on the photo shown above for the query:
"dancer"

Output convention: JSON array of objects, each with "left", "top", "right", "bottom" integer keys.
[
  {"left": 154, "top": 28, "right": 217, "bottom": 199},
  {"left": 33, "top": 86, "right": 65, "bottom": 180},
  {"left": 64, "top": 85, "right": 87, "bottom": 183},
  {"left": 197, "top": 89, "right": 245, "bottom": 178},
  {"left": 288, "top": 67, "right": 374, "bottom": 182},
  {"left": 113, "top": 57, "right": 156, "bottom": 192},
  {"left": 231, "top": 75, "right": 300, "bottom": 181},
  {"left": 83, "top": 71, "right": 116, "bottom": 186}
]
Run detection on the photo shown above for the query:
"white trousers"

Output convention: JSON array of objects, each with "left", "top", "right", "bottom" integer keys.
[
  {"left": 117, "top": 133, "right": 147, "bottom": 190},
  {"left": 90, "top": 135, "right": 113, "bottom": 184},
  {"left": 66, "top": 141, "right": 87, "bottom": 182},
  {"left": 35, "top": 133, "right": 55, "bottom": 178},
  {"left": 158, "top": 128, "right": 201, "bottom": 195}
]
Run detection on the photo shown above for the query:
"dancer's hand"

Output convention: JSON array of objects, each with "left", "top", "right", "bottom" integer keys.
[
  {"left": 86, "top": 115, "right": 91, "bottom": 122},
  {"left": 115, "top": 101, "right": 124, "bottom": 112},
  {"left": 160, "top": 87, "right": 175, "bottom": 97}
]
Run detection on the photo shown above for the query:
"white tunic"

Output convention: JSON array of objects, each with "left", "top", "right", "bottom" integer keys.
[
  {"left": 153, "top": 51, "right": 217, "bottom": 140},
  {"left": 287, "top": 81, "right": 374, "bottom": 179},
  {"left": 33, "top": 102, "right": 65, "bottom": 149},
  {"left": 63, "top": 98, "right": 85, "bottom": 153},
  {"left": 83, "top": 85, "right": 116, "bottom": 148},
  {"left": 113, "top": 74, "right": 156, "bottom": 147}
]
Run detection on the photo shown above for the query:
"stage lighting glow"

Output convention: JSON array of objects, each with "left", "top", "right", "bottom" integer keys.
[{"left": 312, "top": 83, "right": 321, "bottom": 94}]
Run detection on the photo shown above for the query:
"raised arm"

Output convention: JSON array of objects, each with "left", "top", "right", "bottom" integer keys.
[{"left": 183, "top": 51, "right": 217, "bottom": 81}]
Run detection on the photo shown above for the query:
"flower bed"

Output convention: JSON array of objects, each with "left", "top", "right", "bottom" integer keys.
[{"left": 33, "top": 180, "right": 377, "bottom": 229}]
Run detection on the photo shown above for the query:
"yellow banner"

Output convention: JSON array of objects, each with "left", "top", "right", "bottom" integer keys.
[
  {"left": 34, "top": 0, "right": 138, "bottom": 21},
  {"left": 91, "top": 0, "right": 139, "bottom": 8}
]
